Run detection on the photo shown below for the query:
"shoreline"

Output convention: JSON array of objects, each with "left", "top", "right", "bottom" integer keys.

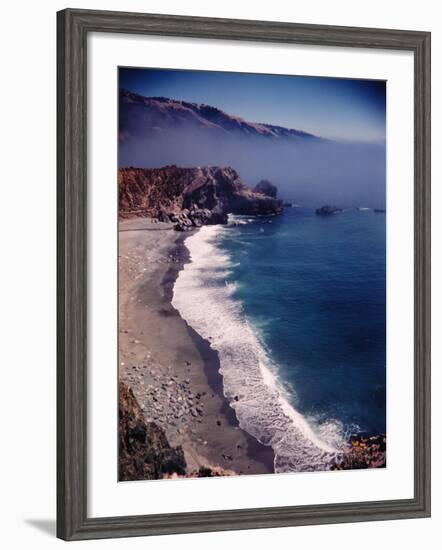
[
  {"left": 119, "top": 217, "right": 274, "bottom": 477},
  {"left": 162, "top": 237, "right": 275, "bottom": 471}
]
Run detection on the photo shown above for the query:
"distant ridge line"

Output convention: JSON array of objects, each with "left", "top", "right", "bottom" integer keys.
[{"left": 119, "top": 88, "right": 319, "bottom": 140}]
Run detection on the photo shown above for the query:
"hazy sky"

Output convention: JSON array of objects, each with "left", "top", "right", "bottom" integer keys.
[{"left": 119, "top": 67, "right": 386, "bottom": 143}]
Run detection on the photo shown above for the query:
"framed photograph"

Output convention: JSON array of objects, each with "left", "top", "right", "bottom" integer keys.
[{"left": 57, "top": 8, "right": 431, "bottom": 541}]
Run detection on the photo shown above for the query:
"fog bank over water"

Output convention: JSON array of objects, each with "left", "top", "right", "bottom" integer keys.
[{"left": 119, "top": 130, "right": 386, "bottom": 208}]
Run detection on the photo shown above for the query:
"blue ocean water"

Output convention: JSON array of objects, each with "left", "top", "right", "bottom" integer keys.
[
  {"left": 223, "top": 208, "right": 386, "bottom": 435},
  {"left": 172, "top": 207, "right": 386, "bottom": 472}
]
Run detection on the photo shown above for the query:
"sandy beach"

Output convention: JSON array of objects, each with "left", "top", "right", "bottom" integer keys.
[{"left": 119, "top": 217, "right": 274, "bottom": 476}]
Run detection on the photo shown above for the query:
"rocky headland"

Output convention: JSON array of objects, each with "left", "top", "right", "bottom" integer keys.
[
  {"left": 254, "top": 179, "right": 278, "bottom": 198},
  {"left": 119, "top": 165, "right": 282, "bottom": 231}
]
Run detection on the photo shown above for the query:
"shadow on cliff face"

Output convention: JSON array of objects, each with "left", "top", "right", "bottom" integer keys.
[{"left": 119, "top": 129, "right": 386, "bottom": 208}]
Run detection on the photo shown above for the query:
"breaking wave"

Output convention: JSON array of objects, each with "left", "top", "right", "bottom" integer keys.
[{"left": 172, "top": 224, "right": 345, "bottom": 473}]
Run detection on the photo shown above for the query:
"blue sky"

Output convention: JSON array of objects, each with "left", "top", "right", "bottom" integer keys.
[{"left": 119, "top": 67, "right": 386, "bottom": 143}]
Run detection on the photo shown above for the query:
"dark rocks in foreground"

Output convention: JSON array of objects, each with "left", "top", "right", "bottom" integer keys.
[
  {"left": 167, "top": 206, "right": 227, "bottom": 232},
  {"left": 119, "top": 381, "right": 186, "bottom": 481},
  {"left": 331, "top": 434, "right": 386, "bottom": 470},
  {"left": 119, "top": 165, "right": 283, "bottom": 231},
  {"left": 119, "top": 380, "right": 235, "bottom": 481},
  {"left": 315, "top": 205, "right": 343, "bottom": 216}
]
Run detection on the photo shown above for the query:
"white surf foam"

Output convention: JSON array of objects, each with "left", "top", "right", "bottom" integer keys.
[
  {"left": 227, "top": 214, "right": 255, "bottom": 226},
  {"left": 172, "top": 225, "right": 345, "bottom": 473}
]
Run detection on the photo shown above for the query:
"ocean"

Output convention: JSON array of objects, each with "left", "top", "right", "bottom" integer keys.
[{"left": 172, "top": 207, "right": 386, "bottom": 473}]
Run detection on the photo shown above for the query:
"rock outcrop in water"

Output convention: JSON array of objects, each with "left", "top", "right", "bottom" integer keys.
[
  {"left": 315, "top": 205, "right": 343, "bottom": 216},
  {"left": 119, "top": 165, "right": 283, "bottom": 230}
]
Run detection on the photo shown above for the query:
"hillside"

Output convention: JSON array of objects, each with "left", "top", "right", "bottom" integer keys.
[
  {"left": 119, "top": 89, "right": 317, "bottom": 142},
  {"left": 118, "top": 89, "right": 386, "bottom": 208}
]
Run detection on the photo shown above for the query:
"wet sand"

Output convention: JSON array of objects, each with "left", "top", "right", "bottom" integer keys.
[{"left": 119, "top": 217, "right": 274, "bottom": 476}]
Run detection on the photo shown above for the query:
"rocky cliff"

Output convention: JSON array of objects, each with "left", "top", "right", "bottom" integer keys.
[
  {"left": 119, "top": 381, "right": 187, "bottom": 481},
  {"left": 119, "top": 165, "right": 283, "bottom": 229},
  {"left": 254, "top": 179, "right": 278, "bottom": 198},
  {"left": 119, "top": 381, "right": 235, "bottom": 481}
]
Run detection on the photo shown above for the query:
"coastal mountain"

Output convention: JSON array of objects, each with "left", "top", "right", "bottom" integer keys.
[
  {"left": 119, "top": 165, "right": 282, "bottom": 229},
  {"left": 119, "top": 90, "right": 386, "bottom": 208},
  {"left": 119, "top": 89, "right": 317, "bottom": 142}
]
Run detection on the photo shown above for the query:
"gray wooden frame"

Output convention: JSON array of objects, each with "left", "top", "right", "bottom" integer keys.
[{"left": 57, "top": 8, "right": 431, "bottom": 541}]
